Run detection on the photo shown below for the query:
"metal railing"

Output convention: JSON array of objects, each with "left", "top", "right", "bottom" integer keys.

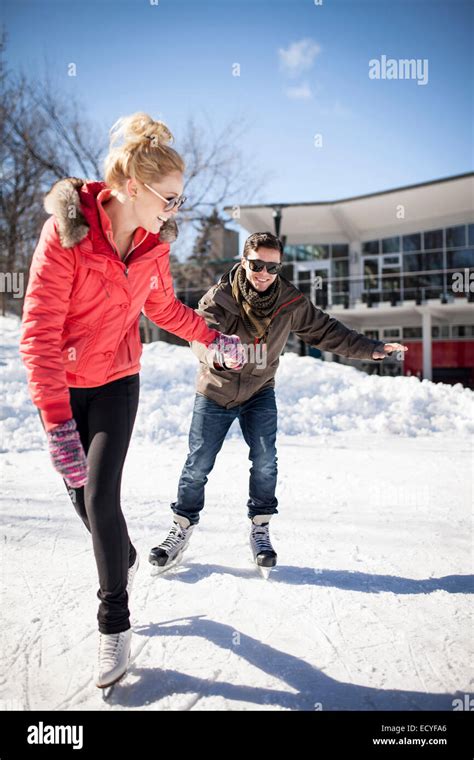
[{"left": 173, "top": 267, "right": 474, "bottom": 310}]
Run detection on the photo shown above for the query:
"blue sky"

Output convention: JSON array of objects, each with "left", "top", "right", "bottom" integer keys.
[{"left": 4, "top": 0, "right": 473, "bottom": 206}]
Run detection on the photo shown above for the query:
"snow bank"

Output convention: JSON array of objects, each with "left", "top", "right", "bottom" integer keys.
[{"left": 1, "top": 314, "right": 472, "bottom": 453}]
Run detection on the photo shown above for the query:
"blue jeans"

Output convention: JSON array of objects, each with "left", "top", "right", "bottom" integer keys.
[{"left": 171, "top": 386, "right": 278, "bottom": 524}]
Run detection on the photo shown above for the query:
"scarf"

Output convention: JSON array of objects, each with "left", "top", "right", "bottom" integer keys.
[{"left": 231, "top": 264, "right": 281, "bottom": 341}]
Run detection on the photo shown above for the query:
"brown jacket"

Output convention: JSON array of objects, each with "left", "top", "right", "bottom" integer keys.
[{"left": 191, "top": 263, "right": 386, "bottom": 408}]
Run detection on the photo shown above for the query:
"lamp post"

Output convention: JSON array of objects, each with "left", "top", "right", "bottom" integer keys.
[
  {"left": 272, "top": 207, "right": 282, "bottom": 237},
  {"left": 272, "top": 206, "right": 287, "bottom": 249},
  {"left": 272, "top": 206, "right": 302, "bottom": 354}
]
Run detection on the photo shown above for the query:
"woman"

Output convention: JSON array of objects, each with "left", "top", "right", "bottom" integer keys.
[{"left": 19, "top": 112, "right": 243, "bottom": 689}]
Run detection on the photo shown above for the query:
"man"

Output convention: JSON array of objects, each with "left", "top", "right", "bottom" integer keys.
[{"left": 149, "top": 232, "right": 407, "bottom": 575}]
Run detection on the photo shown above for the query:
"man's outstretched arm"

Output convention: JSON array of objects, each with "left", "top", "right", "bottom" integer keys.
[{"left": 291, "top": 296, "right": 408, "bottom": 361}]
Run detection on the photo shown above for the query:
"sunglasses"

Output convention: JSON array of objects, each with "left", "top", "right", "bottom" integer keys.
[
  {"left": 246, "top": 258, "right": 283, "bottom": 275},
  {"left": 143, "top": 183, "right": 187, "bottom": 212}
]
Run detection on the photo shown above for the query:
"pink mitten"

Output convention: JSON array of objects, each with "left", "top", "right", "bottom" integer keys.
[
  {"left": 46, "top": 419, "right": 88, "bottom": 488},
  {"left": 211, "top": 334, "right": 246, "bottom": 370}
]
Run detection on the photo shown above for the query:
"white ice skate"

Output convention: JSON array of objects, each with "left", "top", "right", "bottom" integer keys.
[{"left": 95, "top": 628, "right": 132, "bottom": 689}]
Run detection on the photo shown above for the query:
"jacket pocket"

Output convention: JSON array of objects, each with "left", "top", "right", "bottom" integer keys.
[
  {"left": 79, "top": 252, "right": 107, "bottom": 272},
  {"left": 73, "top": 253, "right": 110, "bottom": 302},
  {"left": 127, "top": 319, "right": 142, "bottom": 366},
  {"left": 112, "top": 321, "right": 142, "bottom": 374},
  {"left": 60, "top": 319, "right": 95, "bottom": 373}
]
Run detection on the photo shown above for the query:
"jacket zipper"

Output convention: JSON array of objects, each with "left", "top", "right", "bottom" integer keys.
[{"left": 106, "top": 230, "right": 150, "bottom": 278}]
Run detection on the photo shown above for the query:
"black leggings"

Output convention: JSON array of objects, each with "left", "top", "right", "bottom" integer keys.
[{"left": 39, "top": 373, "right": 140, "bottom": 634}]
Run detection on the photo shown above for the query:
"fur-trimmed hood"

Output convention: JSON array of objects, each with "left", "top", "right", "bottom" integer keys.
[{"left": 43, "top": 177, "right": 178, "bottom": 250}]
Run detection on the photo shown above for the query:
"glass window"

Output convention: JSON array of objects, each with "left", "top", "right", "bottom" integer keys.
[
  {"left": 287, "top": 244, "right": 348, "bottom": 262},
  {"left": 382, "top": 236, "right": 400, "bottom": 253},
  {"left": 446, "top": 225, "right": 466, "bottom": 248},
  {"left": 403, "top": 252, "right": 443, "bottom": 272},
  {"left": 423, "top": 229, "right": 443, "bottom": 250},
  {"left": 301, "top": 245, "right": 330, "bottom": 261},
  {"left": 403, "top": 234, "right": 421, "bottom": 252},
  {"left": 333, "top": 260, "right": 349, "bottom": 278},
  {"left": 333, "top": 260, "right": 349, "bottom": 292},
  {"left": 432, "top": 325, "right": 449, "bottom": 338},
  {"left": 424, "top": 251, "right": 443, "bottom": 270},
  {"left": 403, "top": 327, "right": 422, "bottom": 339},
  {"left": 383, "top": 328, "right": 401, "bottom": 339},
  {"left": 383, "top": 255, "right": 400, "bottom": 266},
  {"left": 362, "top": 240, "right": 379, "bottom": 255},
  {"left": 293, "top": 245, "right": 308, "bottom": 261},
  {"left": 312, "top": 245, "right": 330, "bottom": 260},
  {"left": 364, "top": 329, "right": 380, "bottom": 340},
  {"left": 403, "top": 253, "right": 422, "bottom": 272},
  {"left": 468, "top": 224, "right": 474, "bottom": 246},
  {"left": 382, "top": 275, "right": 401, "bottom": 293},
  {"left": 331, "top": 244, "right": 349, "bottom": 258},
  {"left": 404, "top": 273, "right": 443, "bottom": 298},
  {"left": 447, "top": 249, "right": 474, "bottom": 269},
  {"left": 364, "top": 258, "right": 379, "bottom": 289},
  {"left": 451, "top": 325, "right": 474, "bottom": 337},
  {"left": 381, "top": 254, "right": 401, "bottom": 294}
]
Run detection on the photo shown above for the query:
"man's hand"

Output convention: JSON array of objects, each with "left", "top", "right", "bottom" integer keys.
[
  {"left": 372, "top": 342, "right": 408, "bottom": 360},
  {"left": 211, "top": 333, "right": 246, "bottom": 370}
]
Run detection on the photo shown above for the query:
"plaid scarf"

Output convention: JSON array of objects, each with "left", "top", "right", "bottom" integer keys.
[{"left": 231, "top": 264, "right": 281, "bottom": 341}]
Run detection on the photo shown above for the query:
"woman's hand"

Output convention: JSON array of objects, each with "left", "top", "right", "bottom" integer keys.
[
  {"left": 372, "top": 342, "right": 408, "bottom": 360},
  {"left": 211, "top": 333, "right": 246, "bottom": 370},
  {"left": 46, "top": 419, "right": 88, "bottom": 488}
]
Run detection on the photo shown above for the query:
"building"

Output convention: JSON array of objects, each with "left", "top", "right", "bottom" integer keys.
[{"left": 224, "top": 173, "right": 474, "bottom": 388}]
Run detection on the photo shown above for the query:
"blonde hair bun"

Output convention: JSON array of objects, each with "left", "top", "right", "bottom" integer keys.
[
  {"left": 109, "top": 112, "right": 174, "bottom": 150},
  {"left": 104, "top": 111, "right": 184, "bottom": 189}
]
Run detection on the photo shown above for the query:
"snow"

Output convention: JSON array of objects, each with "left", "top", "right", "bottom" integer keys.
[{"left": 0, "top": 313, "right": 472, "bottom": 710}]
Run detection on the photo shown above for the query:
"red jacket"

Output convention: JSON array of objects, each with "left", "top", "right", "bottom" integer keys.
[{"left": 19, "top": 178, "right": 219, "bottom": 430}]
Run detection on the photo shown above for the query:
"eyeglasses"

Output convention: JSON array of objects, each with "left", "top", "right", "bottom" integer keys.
[
  {"left": 246, "top": 258, "right": 283, "bottom": 275},
  {"left": 143, "top": 183, "right": 187, "bottom": 212}
]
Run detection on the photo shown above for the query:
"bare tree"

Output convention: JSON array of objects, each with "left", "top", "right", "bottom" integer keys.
[
  {"left": 169, "top": 114, "right": 272, "bottom": 292},
  {"left": 23, "top": 73, "right": 106, "bottom": 180},
  {"left": 0, "top": 32, "right": 107, "bottom": 314},
  {"left": 0, "top": 31, "right": 48, "bottom": 314},
  {"left": 177, "top": 114, "right": 269, "bottom": 222},
  {"left": 1, "top": 30, "right": 268, "bottom": 317}
]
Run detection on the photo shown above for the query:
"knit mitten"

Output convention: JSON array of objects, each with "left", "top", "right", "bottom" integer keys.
[
  {"left": 210, "top": 333, "right": 246, "bottom": 370},
  {"left": 46, "top": 419, "right": 88, "bottom": 488}
]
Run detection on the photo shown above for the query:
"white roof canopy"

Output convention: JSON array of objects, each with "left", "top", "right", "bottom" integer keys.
[{"left": 224, "top": 173, "right": 474, "bottom": 245}]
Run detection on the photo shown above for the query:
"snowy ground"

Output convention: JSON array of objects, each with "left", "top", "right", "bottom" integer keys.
[{"left": 0, "top": 314, "right": 473, "bottom": 711}]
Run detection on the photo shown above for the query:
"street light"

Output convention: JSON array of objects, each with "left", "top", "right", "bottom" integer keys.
[
  {"left": 272, "top": 206, "right": 287, "bottom": 249},
  {"left": 272, "top": 207, "right": 282, "bottom": 237}
]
